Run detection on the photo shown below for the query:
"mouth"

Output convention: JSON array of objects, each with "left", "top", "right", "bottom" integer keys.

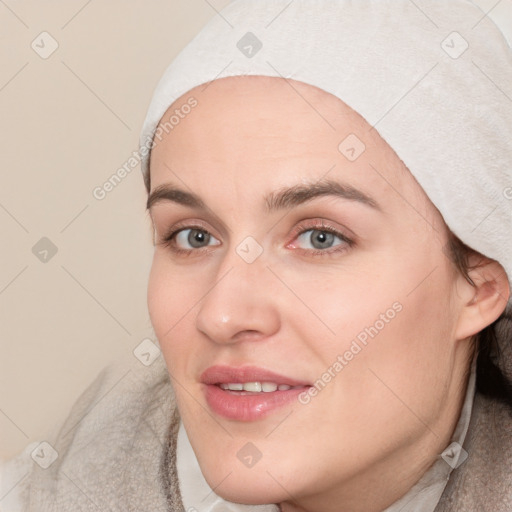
[{"left": 200, "top": 365, "right": 311, "bottom": 421}]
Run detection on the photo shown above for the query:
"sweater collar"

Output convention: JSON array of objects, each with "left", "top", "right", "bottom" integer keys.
[{"left": 177, "top": 350, "right": 477, "bottom": 512}]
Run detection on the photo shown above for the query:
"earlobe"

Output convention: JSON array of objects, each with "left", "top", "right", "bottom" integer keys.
[{"left": 455, "top": 257, "right": 510, "bottom": 340}]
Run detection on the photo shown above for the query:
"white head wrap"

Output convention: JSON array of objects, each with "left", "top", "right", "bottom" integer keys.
[{"left": 139, "top": 0, "right": 512, "bottom": 362}]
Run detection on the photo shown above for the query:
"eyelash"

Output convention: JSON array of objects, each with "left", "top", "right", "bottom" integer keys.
[
  {"left": 158, "top": 221, "right": 216, "bottom": 258},
  {"left": 288, "top": 221, "right": 354, "bottom": 257},
  {"left": 158, "top": 220, "right": 355, "bottom": 258}
]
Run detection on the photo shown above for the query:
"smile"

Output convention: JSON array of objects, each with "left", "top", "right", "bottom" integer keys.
[
  {"left": 218, "top": 382, "right": 304, "bottom": 392},
  {"left": 201, "top": 365, "right": 311, "bottom": 421}
]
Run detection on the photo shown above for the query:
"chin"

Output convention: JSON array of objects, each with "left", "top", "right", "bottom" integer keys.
[
  {"left": 201, "top": 464, "right": 285, "bottom": 505},
  {"left": 210, "top": 485, "right": 280, "bottom": 507}
]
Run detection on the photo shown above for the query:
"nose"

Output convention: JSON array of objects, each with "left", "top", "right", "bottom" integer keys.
[{"left": 194, "top": 248, "right": 281, "bottom": 345}]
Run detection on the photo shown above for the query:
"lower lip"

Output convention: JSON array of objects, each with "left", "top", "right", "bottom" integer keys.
[{"left": 203, "top": 384, "right": 308, "bottom": 421}]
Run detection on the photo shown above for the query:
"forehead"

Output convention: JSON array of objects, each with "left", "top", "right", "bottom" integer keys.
[
  {"left": 153, "top": 76, "right": 377, "bottom": 155},
  {"left": 148, "top": 76, "right": 426, "bottom": 215}
]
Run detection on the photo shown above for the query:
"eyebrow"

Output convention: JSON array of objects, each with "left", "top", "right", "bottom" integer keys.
[{"left": 146, "top": 178, "right": 382, "bottom": 213}]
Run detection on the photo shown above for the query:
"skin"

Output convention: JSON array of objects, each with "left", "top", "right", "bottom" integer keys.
[{"left": 146, "top": 76, "right": 509, "bottom": 512}]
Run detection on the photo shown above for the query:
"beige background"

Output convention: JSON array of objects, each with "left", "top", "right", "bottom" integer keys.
[{"left": 1, "top": 0, "right": 511, "bottom": 461}]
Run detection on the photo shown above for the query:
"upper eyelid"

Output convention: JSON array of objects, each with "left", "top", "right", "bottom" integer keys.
[
  {"left": 165, "top": 220, "right": 346, "bottom": 236},
  {"left": 162, "top": 219, "right": 214, "bottom": 235},
  {"left": 289, "top": 218, "right": 355, "bottom": 241},
  {"left": 298, "top": 227, "right": 350, "bottom": 240},
  {"left": 151, "top": 210, "right": 230, "bottom": 240}
]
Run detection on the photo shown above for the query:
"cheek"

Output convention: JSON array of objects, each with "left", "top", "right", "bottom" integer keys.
[
  {"left": 277, "top": 261, "right": 405, "bottom": 361},
  {"left": 147, "top": 255, "right": 174, "bottom": 339},
  {"left": 338, "top": 267, "right": 457, "bottom": 425},
  {"left": 286, "top": 251, "right": 457, "bottom": 413},
  {"left": 147, "top": 254, "right": 202, "bottom": 367},
  {"left": 147, "top": 255, "right": 209, "bottom": 423}
]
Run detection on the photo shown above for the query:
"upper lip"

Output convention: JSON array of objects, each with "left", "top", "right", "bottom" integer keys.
[{"left": 200, "top": 365, "right": 311, "bottom": 387}]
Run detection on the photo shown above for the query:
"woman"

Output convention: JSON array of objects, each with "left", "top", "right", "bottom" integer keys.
[{"left": 2, "top": 1, "right": 511, "bottom": 511}]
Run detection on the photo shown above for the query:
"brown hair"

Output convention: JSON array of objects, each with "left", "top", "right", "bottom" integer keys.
[{"left": 446, "top": 233, "right": 512, "bottom": 413}]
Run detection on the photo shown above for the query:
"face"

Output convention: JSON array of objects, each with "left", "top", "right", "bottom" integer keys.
[{"left": 147, "top": 76, "right": 472, "bottom": 511}]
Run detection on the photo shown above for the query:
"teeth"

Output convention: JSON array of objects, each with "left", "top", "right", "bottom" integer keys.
[
  {"left": 220, "top": 383, "right": 243, "bottom": 391},
  {"left": 243, "top": 382, "right": 262, "bottom": 392},
  {"left": 219, "top": 382, "right": 297, "bottom": 392}
]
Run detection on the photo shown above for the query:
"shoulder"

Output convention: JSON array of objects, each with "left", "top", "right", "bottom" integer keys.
[
  {"left": 1, "top": 441, "right": 39, "bottom": 511},
  {"left": 436, "top": 392, "right": 512, "bottom": 512},
  {"left": 9, "top": 354, "right": 180, "bottom": 511}
]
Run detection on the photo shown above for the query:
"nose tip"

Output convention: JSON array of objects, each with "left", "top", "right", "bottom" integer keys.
[{"left": 194, "top": 263, "right": 280, "bottom": 345}]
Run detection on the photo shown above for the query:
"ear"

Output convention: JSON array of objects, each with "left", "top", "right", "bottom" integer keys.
[{"left": 455, "top": 255, "right": 510, "bottom": 340}]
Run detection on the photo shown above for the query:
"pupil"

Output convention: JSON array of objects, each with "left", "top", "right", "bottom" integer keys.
[
  {"left": 189, "top": 229, "right": 209, "bottom": 248},
  {"left": 311, "top": 230, "right": 334, "bottom": 249}
]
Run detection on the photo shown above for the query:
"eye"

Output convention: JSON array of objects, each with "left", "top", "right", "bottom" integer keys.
[
  {"left": 159, "top": 225, "right": 221, "bottom": 255},
  {"left": 175, "top": 228, "right": 219, "bottom": 249},
  {"left": 288, "top": 221, "right": 354, "bottom": 256},
  {"left": 296, "top": 229, "right": 346, "bottom": 250}
]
